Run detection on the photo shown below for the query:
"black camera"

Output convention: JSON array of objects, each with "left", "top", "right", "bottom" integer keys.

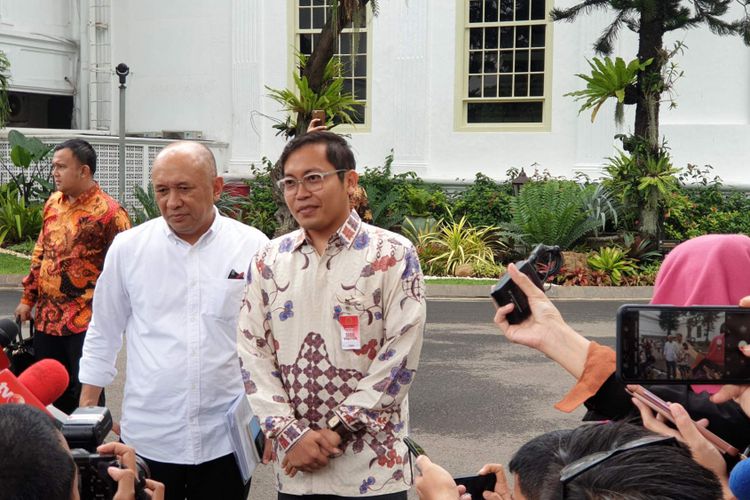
[
  {"left": 490, "top": 244, "right": 563, "bottom": 324},
  {"left": 72, "top": 449, "right": 151, "bottom": 500}
]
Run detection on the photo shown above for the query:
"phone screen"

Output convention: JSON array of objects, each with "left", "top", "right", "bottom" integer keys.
[
  {"left": 250, "top": 415, "right": 265, "bottom": 460},
  {"left": 617, "top": 305, "right": 750, "bottom": 383},
  {"left": 454, "top": 474, "right": 497, "bottom": 497}
]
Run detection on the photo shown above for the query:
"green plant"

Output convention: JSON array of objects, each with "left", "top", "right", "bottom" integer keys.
[
  {"left": 0, "top": 50, "right": 10, "bottom": 127},
  {"left": 128, "top": 184, "right": 160, "bottom": 226},
  {"left": 357, "top": 152, "right": 414, "bottom": 230},
  {"left": 420, "top": 212, "right": 504, "bottom": 276},
  {"left": 217, "top": 159, "right": 279, "bottom": 238},
  {"left": 450, "top": 173, "right": 513, "bottom": 227},
  {"left": 6, "top": 239, "right": 35, "bottom": 255},
  {"left": 471, "top": 260, "right": 506, "bottom": 279},
  {"left": 0, "top": 184, "right": 43, "bottom": 245},
  {"left": 566, "top": 56, "right": 651, "bottom": 125},
  {"left": 266, "top": 53, "right": 360, "bottom": 138},
  {"left": 1, "top": 130, "right": 54, "bottom": 204},
  {"left": 508, "top": 180, "right": 601, "bottom": 250},
  {"left": 587, "top": 246, "right": 636, "bottom": 284},
  {"left": 580, "top": 183, "right": 621, "bottom": 235}
]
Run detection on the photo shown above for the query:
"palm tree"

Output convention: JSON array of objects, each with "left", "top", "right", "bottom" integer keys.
[{"left": 551, "top": 1, "right": 750, "bottom": 152}]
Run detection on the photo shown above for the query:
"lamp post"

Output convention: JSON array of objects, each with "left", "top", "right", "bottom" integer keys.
[
  {"left": 512, "top": 168, "right": 530, "bottom": 196},
  {"left": 115, "top": 63, "right": 130, "bottom": 204}
]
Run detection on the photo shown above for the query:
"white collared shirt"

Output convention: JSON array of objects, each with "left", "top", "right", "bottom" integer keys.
[{"left": 80, "top": 211, "right": 268, "bottom": 464}]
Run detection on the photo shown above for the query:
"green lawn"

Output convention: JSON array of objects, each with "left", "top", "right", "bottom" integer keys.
[
  {"left": 425, "top": 278, "right": 496, "bottom": 285},
  {"left": 0, "top": 253, "right": 31, "bottom": 275}
]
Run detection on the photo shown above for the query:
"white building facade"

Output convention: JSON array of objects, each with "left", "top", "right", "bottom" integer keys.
[{"left": 1, "top": 0, "right": 748, "bottom": 186}]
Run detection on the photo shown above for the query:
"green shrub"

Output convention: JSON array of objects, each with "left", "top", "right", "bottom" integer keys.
[
  {"left": 0, "top": 184, "right": 43, "bottom": 245},
  {"left": 472, "top": 260, "right": 506, "bottom": 279},
  {"left": 217, "top": 159, "right": 279, "bottom": 238},
  {"left": 587, "top": 246, "right": 636, "bottom": 285},
  {"left": 128, "top": 184, "right": 160, "bottom": 226},
  {"left": 508, "top": 180, "right": 600, "bottom": 250},
  {"left": 450, "top": 173, "right": 513, "bottom": 227}
]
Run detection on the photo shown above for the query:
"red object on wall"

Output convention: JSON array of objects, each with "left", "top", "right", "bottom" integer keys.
[{"left": 223, "top": 181, "right": 250, "bottom": 197}]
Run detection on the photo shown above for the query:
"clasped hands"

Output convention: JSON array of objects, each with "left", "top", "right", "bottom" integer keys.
[{"left": 281, "top": 429, "right": 342, "bottom": 477}]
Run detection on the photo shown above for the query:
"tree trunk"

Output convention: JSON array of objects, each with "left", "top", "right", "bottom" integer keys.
[{"left": 634, "top": 5, "right": 665, "bottom": 153}]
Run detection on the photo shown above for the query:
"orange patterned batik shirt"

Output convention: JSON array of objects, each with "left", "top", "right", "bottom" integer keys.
[{"left": 20, "top": 184, "right": 131, "bottom": 336}]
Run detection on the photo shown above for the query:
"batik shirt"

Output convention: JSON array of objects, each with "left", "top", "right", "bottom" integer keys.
[
  {"left": 237, "top": 210, "right": 425, "bottom": 496},
  {"left": 20, "top": 184, "right": 130, "bottom": 336}
]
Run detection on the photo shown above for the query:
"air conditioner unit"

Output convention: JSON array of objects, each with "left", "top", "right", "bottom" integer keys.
[{"left": 161, "top": 130, "right": 203, "bottom": 140}]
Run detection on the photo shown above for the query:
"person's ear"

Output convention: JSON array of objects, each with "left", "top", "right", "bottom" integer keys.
[
  {"left": 213, "top": 176, "right": 224, "bottom": 201},
  {"left": 346, "top": 170, "right": 359, "bottom": 195}
]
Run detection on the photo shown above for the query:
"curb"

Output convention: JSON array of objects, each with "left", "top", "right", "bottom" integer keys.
[
  {"left": 426, "top": 283, "right": 653, "bottom": 300},
  {"left": 0, "top": 274, "right": 24, "bottom": 288}
]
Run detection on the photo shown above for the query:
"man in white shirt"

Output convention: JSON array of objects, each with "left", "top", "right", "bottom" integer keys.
[{"left": 79, "top": 141, "right": 269, "bottom": 500}]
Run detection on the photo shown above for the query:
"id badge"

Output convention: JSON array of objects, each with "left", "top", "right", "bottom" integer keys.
[{"left": 339, "top": 315, "right": 361, "bottom": 350}]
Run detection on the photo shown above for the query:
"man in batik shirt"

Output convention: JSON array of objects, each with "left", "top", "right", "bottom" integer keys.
[
  {"left": 15, "top": 139, "right": 130, "bottom": 413},
  {"left": 237, "top": 131, "right": 425, "bottom": 499}
]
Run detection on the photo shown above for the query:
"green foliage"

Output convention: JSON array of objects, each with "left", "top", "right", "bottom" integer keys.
[
  {"left": 0, "top": 51, "right": 10, "bottom": 127},
  {"left": 0, "top": 184, "right": 43, "bottom": 245},
  {"left": 0, "top": 253, "right": 31, "bottom": 274},
  {"left": 217, "top": 159, "right": 279, "bottom": 238},
  {"left": 566, "top": 57, "right": 651, "bottom": 125},
  {"left": 580, "top": 183, "right": 621, "bottom": 235},
  {"left": 508, "top": 180, "right": 601, "bottom": 250},
  {"left": 471, "top": 260, "right": 506, "bottom": 279},
  {"left": 587, "top": 246, "right": 636, "bottom": 284},
  {"left": 358, "top": 152, "right": 446, "bottom": 230},
  {"left": 128, "top": 184, "right": 160, "bottom": 226},
  {"left": 6, "top": 239, "right": 35, "bottom": 256},
  {"left": 266, "top": 53, "right": 360, "bottom": 138},
  {"left": 418, "top": 212, "right": 504, "bottom": 277},
  {"left": 1, "top": 130, "right": 55, "bottom": 204},
  {"left": 450, "top": 173, "right": 513, "bottom": 227}
]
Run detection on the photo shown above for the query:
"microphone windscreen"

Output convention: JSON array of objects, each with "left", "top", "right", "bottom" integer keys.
[
  {"left": 18, "top": 359, "right": 69, "bottom": 406},
  {"left": 730, "top": 457, "right": 750, "bottom": 500}
]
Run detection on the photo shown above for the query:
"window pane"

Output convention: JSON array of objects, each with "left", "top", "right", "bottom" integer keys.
[
  {"left": 499, "top": 75, "right": 513, "bottom": 96},
  {"left": 342, "top": 79, "right": 353, "bottom": 95},
  {"left": 468, "top": 75, "right": 482, "bottom": 97},
  {"left": 515, "top": 74, "right": 528, "bottom": 96},
  {"left": 469, "top": 0, "right": 483, "bottom": 23},
  {"left": 350, "top": 103, "right": 365, "bottom": 123},
  {"left": 516, "top": 26, "right": 530, "bottom": 48},
  {"left": 500, "top": 27, "right": 513, "bottom": 48},
  {"left": 515, "top": 50, "right": 529, "bottom": 72},
  {"left": 300, "top": 34, "right": 313, "bottom": 54},
  {"left": 516, "top": 0, "right": 530, "bottom": 21},
  {"left": 356, "top": 33, "right": 367, "bottom": 53},
  {"left": 470, "top": 28, "right": 483, "bottom": 49},
  {"left": 312, "top": 6, "right": 325, "bottom": 29},
  {"left": 485, "top": 28, "right": 498, "bottom": 49},
  {"left": 484, "top": 75, "right": 498, "bottom": 97},
  {"left": 299, "top": 7, "right": 311, "bottom": 30},
  {"left": 500, "top": 0, "right": 514, "bottom": 21},
  {"left": 340, "top": 33, "right": 351, "bottom": 54},
  {"left": 531, "top": 0, "right": 546, "bottom": 20},
  {"left": 530, "top": 49, "right": 544, "bottom": 71},
  {"left": 499, "top": 51, "right": 513, "bottom": 72},
  {"left": 354, "top": 78, "right": 367, "bottom": 100},
  {"left": 530, "top": 74, "right": 544, "bottom": 96},
  {"left": 300, "top": 0, "right": 311, "bottom": 5},
  {"left": 531, "top": 25, "right": 545, "bottom": 47},
  {"left": 469, "top": 51, "right": 483, "bottom": 73},
  {"left": 467, "top": 101, "right": 544, "bottom": 123},
  {"left": 484, "top": 0, "right": 498, "bottom": 22},
  {"left": 484, "top": 51, "right": 498, "bottom": 73},
  {"left": 354, "top": 55, "right": 366, "bottom": 77},
  {"left": 312, "top": 0, "right": 325, "bottom": 5}
]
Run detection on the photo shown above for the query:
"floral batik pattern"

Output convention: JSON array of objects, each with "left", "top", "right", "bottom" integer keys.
[{"left": 237, "top": 210, "right": 426, "bottom": 496}]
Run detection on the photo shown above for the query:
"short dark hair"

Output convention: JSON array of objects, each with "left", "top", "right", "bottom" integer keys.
[
  {"left": 54, "top": 138, "right": 97, "bottom": 175},
  {"left": 0, "top": 404, "right": 76, "bottom": 500},
  {"left": 278, "top": 131, "right": 355, "bottom": 179},
  {"left": 510, "top": 421, "right": 722, "bottom": 500}
]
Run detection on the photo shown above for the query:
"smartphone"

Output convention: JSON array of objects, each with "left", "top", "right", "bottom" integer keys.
[
  {"left": 311, "top": 109, "right": 326, "bottom": 124},
  {"left": 249, "top": 415, "right": 265, "bottom": 460},
  {"left": 454, "top": 474, "right": 498, "bottom": 497},
  {"left": 490, "top": 259, "right": 544, "bottom": 324},
  {"left": 403, "top": 436, "right": 426, "bottom": 457},
  {"left": 617, "top": 304, "right": 750, "bottom": 384},
  {"left": 626, "top": 384, "right": 742, "bottom": 457}
]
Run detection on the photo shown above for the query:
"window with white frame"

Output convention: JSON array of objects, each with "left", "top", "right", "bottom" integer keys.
[
  {"left": 296, "top": 0, "right": 368, "bottom": 125},
  {"left": 461, "top": 0, "right": 550, "bottom": 126}
]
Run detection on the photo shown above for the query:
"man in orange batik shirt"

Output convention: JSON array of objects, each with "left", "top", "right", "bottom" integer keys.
[{"left": 15, "top": 138, "right": 130, "bottom": 413}]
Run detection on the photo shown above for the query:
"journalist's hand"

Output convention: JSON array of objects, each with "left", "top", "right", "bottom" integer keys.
[
  {"left": 14, "top": 303, "right": 32, "bottom": 322},
  {"left": 97, "top": 442, "right": 138, "bottom": 500},
  {"left": 477, "top": 463, "right": 514, "bottom": 500},
  {"left": 281, "top": 430, "right": 340, "bottom": 477},
  {"left": 493, "top": 263, "right": 590, "bottom": 379},
  {"left": 414, "top": 455, "right": 466, "bottom": 500},
  {"left": 306, "top": 118, "right": 328, "bottom": 133}
]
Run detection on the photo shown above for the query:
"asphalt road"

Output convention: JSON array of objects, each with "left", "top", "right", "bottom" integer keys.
[{"left": 0, "top": 288, "right": 646, "bottom": 498}]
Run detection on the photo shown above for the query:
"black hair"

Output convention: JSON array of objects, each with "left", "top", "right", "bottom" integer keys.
[
  {"left": 510, "top": 421, "right": 722, "bottom": 500},
  {"left": 0, "top": 404, "right": 76, "bottom": 500},
  {"left": 278, "top": 131, "right": 355, "bottom": 180},
  {"left": 54, "top": 138, "right": 97, "bottom": 175}
]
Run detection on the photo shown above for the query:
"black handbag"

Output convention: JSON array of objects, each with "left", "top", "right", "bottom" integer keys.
[{"left": 4, "top": 319, "right": 35, "bottom": 376}]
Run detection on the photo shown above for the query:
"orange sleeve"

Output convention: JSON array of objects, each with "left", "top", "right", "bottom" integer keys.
[{"left": 554, "top": 341, "right": 616, "bottom": 413}]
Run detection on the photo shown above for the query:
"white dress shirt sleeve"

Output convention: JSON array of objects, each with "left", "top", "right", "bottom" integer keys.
[{"left": 79, "top": 235, "right": 132, "bottom": 388}]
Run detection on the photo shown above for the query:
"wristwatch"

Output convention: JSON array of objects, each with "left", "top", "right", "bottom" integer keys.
[{"left": 327, "top": 414, "right": 349, "bottom": 438}]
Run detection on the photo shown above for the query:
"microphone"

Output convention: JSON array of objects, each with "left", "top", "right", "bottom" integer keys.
[
  {"left": 0, "top": 317, "right": 19, "bottom": 348},
  {"left": 0, "top": 359, "right": 69, "bottom": 413},
  {"left": 730, "top": 457, "right": 750, "bottom": 500}
]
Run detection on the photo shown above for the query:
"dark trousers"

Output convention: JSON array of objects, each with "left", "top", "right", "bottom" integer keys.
[
  {"left": 278, "top": 492, "right": 407, "bottom": 500},
  {"left": 33, "top": 330, "right": 103, "bottom": 413},
  {"left": 141, "top": 453, "right": 250, "bottom": 500}
]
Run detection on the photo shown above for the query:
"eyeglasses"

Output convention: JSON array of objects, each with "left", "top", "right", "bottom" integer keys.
[
  {"left": 557, "top": 435, "right": 677, "bottom": 498},
  {"left": 276, "top": 169, "right": 347, "bottom": 193}
]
